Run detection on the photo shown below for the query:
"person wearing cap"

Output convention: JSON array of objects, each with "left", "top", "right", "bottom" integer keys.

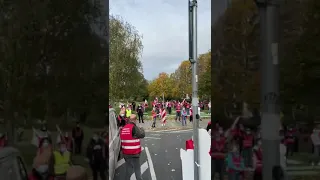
[
  {"left": 72, "top": 121, "right": 84, "bottom": 154},
  {"left": 86, "top": 132, "right": 106, "bottom": 180},
  {"left": 51, "top": 141, "right": 71, "bottom": 177},
  {"left": 120, "top": 114, "right": 145, "bottom": 180}
]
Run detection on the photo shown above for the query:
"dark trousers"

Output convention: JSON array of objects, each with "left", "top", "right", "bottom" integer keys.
[
  {"left": 212, "top": 159, "right": 224, "bottom": 180},
  {"left": 124, "top": 157, "right": 142, "bottom": 180},
  {"left": 253, "top": 171, "right": 262, "bottom": 180},
  {"left": 91, "top": 162, "right": 106, "bottom": 180},
  {"left": 175, "top": 111, "right": 181, "bottom": 121},
  {"left": 190, "top": 115, "right": 193, "bottom": 122},
  {"left": 168, "top": 107, "right": 172, "bottom": 114},
  {"left": 138, "top": 113, "right": 144, "bottom": 123},
  {"left": 286, "top": 143, "right": 294, "bottom": 156},
  {"left": 75, "top": 139, "right": 82, "bottom": 154}
]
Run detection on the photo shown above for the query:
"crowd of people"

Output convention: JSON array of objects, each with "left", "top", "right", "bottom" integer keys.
[
  {"left": 114, "top": 97, "right": 211, "bottom": 128},
  {"left": 208, "top": 116, "right": 320, "bottom": 180},
  {"left": 0, "top": 121, "right": 109, "bottom": 180}
]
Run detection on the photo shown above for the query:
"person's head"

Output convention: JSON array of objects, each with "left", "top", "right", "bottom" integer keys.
[
  {"left": 246, "top": 128, "right": 251, "bottom": 134},
  {"left": 41, "top": 139, "right": 50, "bottom": 148},
  {"left": 218, "top": 127, "right": 223, "bottom": 134},
  {"left": 76, "top": 122, "right": 80, "bottom": 127},
  {"left": 239, "top": 124, "right": 244, "bottom": 130},
  {"left": 129, "top": 114, "right": 137, "bottom": 123},
  {"left": 92, "top": 133, "right": 99, "bottom": 142},
  {"left": 214, "top": 133, "right": 221, "bottom": 140},
  {"left": 59, "top": 142, "right": 67, "bottom": 152},
  {"left": 256, "top": 138, "right": 262, "bottom": 146},
  {"left": 231, "top": 143, "right": 239, "bottom": 152},
  {"left": 120, "top": 110, "right": 125, "bottom": 117},
  {"left": 41, "top": 125, "right": 47, "bottom": 131},
  {"left": 182, "top": 107, "right": 185, "bottom": 111}
]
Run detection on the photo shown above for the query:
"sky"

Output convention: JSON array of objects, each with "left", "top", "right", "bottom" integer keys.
[{"left": 110, "top": 0, "right": 211, "bottom": 80}]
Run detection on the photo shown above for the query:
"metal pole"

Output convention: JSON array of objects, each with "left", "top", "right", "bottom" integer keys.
[
  {"left": 255, "top": 0, "right": 281, "bottom": 179},
  {"left": 189, "top": 0, "right": 199, "bottom": 179}
]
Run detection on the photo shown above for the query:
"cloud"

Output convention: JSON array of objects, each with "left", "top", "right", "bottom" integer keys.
[{"left": 110, "top": 0, "right": 211, "bottom": 80}]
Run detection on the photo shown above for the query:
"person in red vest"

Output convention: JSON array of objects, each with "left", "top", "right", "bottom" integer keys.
[
  {"left": 241, "top": 128, "right": 254, "bottom": 167},
  {"left": 37, "top": 138, "right": 52, "bottom": 155},
  {"left": 60, "top": 132, "right": 73, "bottom": 152},
  {"left": 167, "top": 101, "right": 172, "bottom": 114},
  {"left": 185, "top": 102, "right": 190, "bottom": 115},
  {"left": 72, "top": 121, "right": 84, "bottom": 154},
  {"left": 120, "top": 114, "right": 145, "bottom": 180},
  {"left": 175, "top": 102, "right": 181, "bottom": 121},
  {"left": 210, "top": 132, "right": 226, "bottom": 180},
  {"left": 0, "top": 133, "right": 7, "bottom": 149},
  {"left": 226, "top": 142, "right": 245, "bottom": 180},
  {"left": 252, "top": 138, "right": 263, "bottom": 180},
  {"left": 285, "top": 128, "right": 295, "bottom": 156}
]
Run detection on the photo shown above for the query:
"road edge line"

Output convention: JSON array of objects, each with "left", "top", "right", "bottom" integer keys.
[{"left": 145, "top": 146, "right": 157, "bottom": 180}]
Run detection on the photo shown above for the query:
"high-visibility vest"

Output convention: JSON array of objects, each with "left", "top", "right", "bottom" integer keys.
[
  {"left": 210, "top": 138, "right": 226, "bottom": 159},
  {"left": 126, "top": 109, "right": 132, "bottom": 118},
  {"left": 53, "top": 151, "right": 70, "bottom": 175},
  {"left": 120, "top": 124, "right": 141, "bottom": 155},
  {"left": 243, "top": 135, "right": 254, "bottom": 148}
]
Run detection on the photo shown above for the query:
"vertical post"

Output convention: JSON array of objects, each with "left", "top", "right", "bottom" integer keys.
[
  {"left": 189, "top": 0, "right": 199, "bottom": 179},
  {"left": 255, "top": 0, "right": 281, "bottom": 179}
]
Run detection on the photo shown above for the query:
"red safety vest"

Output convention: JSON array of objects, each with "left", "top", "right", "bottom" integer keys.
[
  {"left": 189, "top": 108, "right": 193, "bottom": 116},
  {"left": 176, "top": 105, "right": 181, "bottom": 112},
  {"left": 152, "top": 110, "right": 157, "bottom": 118},
  {"left": 210, "top": 138, "right": 226, "bottom": 159},
  {"left": 254, "top": 148, "right": 263, "bottom": 173},
  {"left": 0, "top": 137, "right": 6, "bottom": 148},
  {"left": 285, "top": 131, "right": 294, "bottom": 144},
  {"left": 120, "top": 124, "right": 142, "bottom": 155},
  {"left": 243, "top": 135, "right": 253, "bottom": 148}
]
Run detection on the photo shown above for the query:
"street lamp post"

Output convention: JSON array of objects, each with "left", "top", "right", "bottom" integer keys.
[
  {"left": 188, "top": 0, "right": 199, "bottom": 180},
  {"left": 255, "top": 0, "right": 281, "bottom": 179}
]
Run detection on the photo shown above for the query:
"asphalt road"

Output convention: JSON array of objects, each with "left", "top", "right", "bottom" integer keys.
[{"left": 113, "top": 129, "right": 195, "bottom": 180}]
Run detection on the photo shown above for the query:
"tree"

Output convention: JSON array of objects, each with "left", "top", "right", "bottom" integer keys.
[
  {"left": 0, "top": 0, "right": 108, "bottom": 138},
  {"left": 148, "top": 72, "right": 173, "bottom": 100},
  {"left": 109, "top": 15, "right": 144, "bottom": 101},
  {"left": 198, "top": 51, "right": 211, "bottom": 99}
]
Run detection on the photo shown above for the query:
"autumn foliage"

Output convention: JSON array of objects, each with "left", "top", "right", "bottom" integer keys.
[{"left": 148, "top": 51, "right": 211, "bottom": 100}]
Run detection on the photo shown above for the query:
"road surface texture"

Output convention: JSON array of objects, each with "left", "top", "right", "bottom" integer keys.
[{"left": 114, "top": 128, "right": 196, "bottom": 180}]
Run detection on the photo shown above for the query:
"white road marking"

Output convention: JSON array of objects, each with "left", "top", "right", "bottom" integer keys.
[
  {"left": 116, "top": 147, "right": 145, "bottom": 169},
  {"left": 145, "top": 147, "right": 157, "bottom": 180},
  {"left": 145, "top": 137, "right": 161, "bottom": 140},
  {"left": 160, "top": 129, "right": 193, "bottom": 133},
  {"left": 116, "top": 158, "right": 125, "bottom": 169},
  {"left": 130, "top": 161, "right": 149, "bottom": 180}
]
